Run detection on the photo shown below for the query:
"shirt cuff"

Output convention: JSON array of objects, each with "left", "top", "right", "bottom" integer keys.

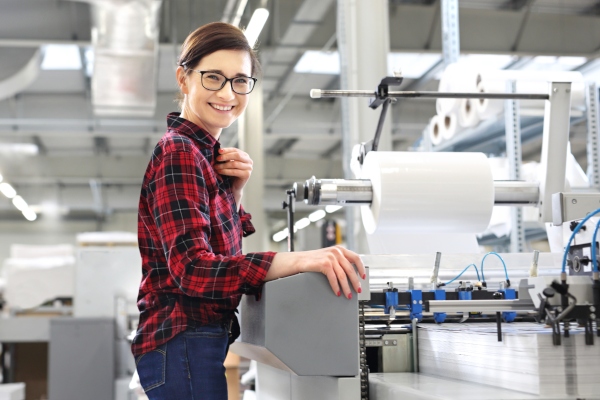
[
  {"left": 241, "top": 251, "right": 276, "bottom": 295},
  {"left": 239, "top": 206, "right": 255, "bottom": 237}
]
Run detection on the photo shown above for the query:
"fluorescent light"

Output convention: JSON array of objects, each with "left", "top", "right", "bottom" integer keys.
[
  {"left": 308, "top": 209, "right": 326, "bottom": 222},
  {"left": 388, "top": 53, "right": 441, "bottom": 79},
  {"left": 12, "top": 195, "right": 28, "bottom": 211},
  {"left": 0, "top": 143, "right": 38, "bottom": 155},
  {"left": 245, "top": 8, "right": 269, "bottom": 48},
  {"left": 273, "top": 229, "right": 288, "bottom": 242},
  {"left": 22, "top": 209, "right": 37, "bottom": 222},
  {"left": 0, "top": 182, "right": 17, "bottom": 199},
  {"left": 295, "top": 217, "right": 310, "bottom": 230},
  {"left": 325, "top": 205, "right": 342, "bottom": 213},
  {"left": 84, "top": 47, "right": 94, "bottom": 77},
  {"left": 294, "top": 51, "right": 340, "bottom": 74},
  {"left": 41, "top": 44, "right": 82, "bottom": 70}
]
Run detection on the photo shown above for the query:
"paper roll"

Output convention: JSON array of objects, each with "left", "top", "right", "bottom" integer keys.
[
  {"left": 457, "top": 98, "right": 480, "bottom": 128},
  {"left": 476, "top": 81, "right": 505, "bottom": 120},
  {"left": 427, "top": 115, "right": 443, "bottom": 146},
  {"left": 360, "top": 151, "right": 494, "bottom": 234},
  {"left": 440, "top": 113, "right": 458, "bottom": 140},
  {"left": 437, "top": 63, "right": 478, "bottom": 116}
]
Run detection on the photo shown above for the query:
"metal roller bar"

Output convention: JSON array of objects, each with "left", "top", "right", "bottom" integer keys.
[
  {"left": 302, "top": 177, "right": 540, "bottom": 206},
  {"left": 310, "top": 89, "right": 550, "bottom": 101}
]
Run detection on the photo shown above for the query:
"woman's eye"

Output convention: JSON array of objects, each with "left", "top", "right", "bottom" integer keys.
[
  {"left": 206, "top": 74, "right": 222, "bottom": 81},
  {"left": 234, "top": 77, "right": 249, "bottom": 84}
]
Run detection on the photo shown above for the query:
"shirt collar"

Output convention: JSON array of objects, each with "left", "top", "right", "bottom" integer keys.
[{"left": 166, "top": 112, "right": 219, "bottom": 150}]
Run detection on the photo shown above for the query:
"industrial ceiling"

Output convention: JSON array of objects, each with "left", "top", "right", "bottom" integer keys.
[{"left": 0, "top": 0, "right": 599, "bottom": 239}]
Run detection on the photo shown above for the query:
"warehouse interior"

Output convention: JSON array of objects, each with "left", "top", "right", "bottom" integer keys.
[{"left": 1, "top": 0, "right": 600, "bottom": 399}]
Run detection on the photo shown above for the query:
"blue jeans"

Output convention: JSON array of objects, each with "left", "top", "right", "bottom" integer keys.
[{"left": 135, "top": 323, "right": 229, "bottom": 400}]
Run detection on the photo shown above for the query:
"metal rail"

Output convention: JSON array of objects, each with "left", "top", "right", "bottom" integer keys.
[{"left": 310, "top": 89, "right": 550, "bottom": 100}]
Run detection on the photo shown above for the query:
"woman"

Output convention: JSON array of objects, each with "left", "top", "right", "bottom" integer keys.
[{"left": 132, "top": 22, "right": 365, "bottom": 400}]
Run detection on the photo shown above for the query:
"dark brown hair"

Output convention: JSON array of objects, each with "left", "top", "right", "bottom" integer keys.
[{"left": 176, "top": 22, "right": 261, "bottom": 107}]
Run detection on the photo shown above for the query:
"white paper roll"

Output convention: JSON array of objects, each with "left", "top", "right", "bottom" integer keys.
[
  {"left": 476, "top": 81, "right": 505, "bottom": 120},
  {"left": 457, "top": 98, "right": 480, "bottom": 128},
  {"left": 427, "top": 115, "right": 443, "bottom": 146},
  {"left": 440, "top": 113, "right": 458, "bottom": 140},
  {"left": 360, "top": 151, "right": 494, "bottom": 234},
  {"left": 437, "top": 63, "right": 478, "bottom": 116}
]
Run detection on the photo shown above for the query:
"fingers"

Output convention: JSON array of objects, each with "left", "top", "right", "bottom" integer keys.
[
  {"left": 217, "top": 147, "right": 253, "bottom": 165},
  {"left": 319, "top": 246, "right": 365, "bottom": 299}
]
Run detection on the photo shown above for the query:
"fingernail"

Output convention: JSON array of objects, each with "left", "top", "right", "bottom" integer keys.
[
  {"left": 219, "top": 149, "right": 224, "bottom": 153},
  {"left": 347, "top": 293, "right": 352, "bottom": 299},
  {"left": 337, "top": 291, "right": 341, "bottom": 297},
  {"left": 362, "top": 274, "right": 366, "bottom": 280},
  {"left": 358, "top": 287, "right": 362, "bottom": 294}
]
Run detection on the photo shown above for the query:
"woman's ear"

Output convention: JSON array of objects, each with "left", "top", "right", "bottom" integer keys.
[{"left": 176, "top": 66, "right": 189, "bottom": 95}]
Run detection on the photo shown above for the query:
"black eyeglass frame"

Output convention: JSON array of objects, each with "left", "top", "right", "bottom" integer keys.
[{"left": 190, "top": 69, "right": 258, "bottom": 95}]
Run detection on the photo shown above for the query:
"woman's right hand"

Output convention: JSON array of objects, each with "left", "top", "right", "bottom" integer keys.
[{"left": 266, "top": 246, "right": 366, "bottom": 299}]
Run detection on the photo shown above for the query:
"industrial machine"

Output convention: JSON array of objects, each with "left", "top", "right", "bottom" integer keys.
[{"left": 232, "top": 75, "right": 600, "bottom": 399}]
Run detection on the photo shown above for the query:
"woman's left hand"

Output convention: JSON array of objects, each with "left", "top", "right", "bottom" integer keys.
[{"left": 214, "top": 147, "right": 253, "bottom": 209}]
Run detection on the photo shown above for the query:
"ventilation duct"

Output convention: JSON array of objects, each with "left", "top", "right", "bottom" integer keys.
[
  {"left": 0, "top": 49, "right": 41, "bottom": 102},
  {"left": 87, "top": 0, "right": 162, "bottom": 117}
]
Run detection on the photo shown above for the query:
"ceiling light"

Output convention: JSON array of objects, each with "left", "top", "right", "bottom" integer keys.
[
  {"left": 295, "top": 217, "right": 310, "bottom": 230},
  {"left": 41, "top": 44, "right": 82, "bottom": 70},
  {"left": 22, "top": 209, "right": 37, "bottom": 222},
  {"left": 325, "top": 205, "right": 343, "bottom": 213},
  {"left": 294, "top": 51, "right": 340, "bottom": 74},
  {"left": 12, "top": 195, "right": 28, "bottom": 211},
  {"left": 308, "top": 209, "right": 326, "bottom": 222},
  {"left": 244, "top": 8, "right": 269, "bottom": 48},
  {"left": 0, "top": 143, "right": 39, "bottom": 155},
  {"left": 0, "top": 173, "right": 3, "bottom": 182},
  {"left": 0, "top": 183, "right": 17, "bottom": 199},
  {"left": 272, "top": 229, "right": 288, "bottom": 242}
]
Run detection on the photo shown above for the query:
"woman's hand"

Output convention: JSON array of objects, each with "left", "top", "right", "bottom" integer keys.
[
  {"left": 214, "top": 147, "right": 253, "bottom": 209},
  {"left": 267, "top": 246, "right": 366, "bottom": 299}
]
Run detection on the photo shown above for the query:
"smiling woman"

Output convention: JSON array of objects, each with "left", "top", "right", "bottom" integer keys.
[{"left": 131, "top": 21, "right": 365, "bottom": 400}]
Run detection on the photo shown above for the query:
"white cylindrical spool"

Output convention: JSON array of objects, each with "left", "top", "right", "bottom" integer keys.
[
  {"left": 457, "top": 98, "right": 480, "bottom": 128},
  {"left": 440, "top": 112, "right": 458, "bottom": 140},
  {"left": 360, "top": 152, "right": 494, "bottom": 234},
  {"left": 427, "top": 115, "right": 443, "bottom": 146},
  {"left": 476, "top": 81, "right": 505, "bottom": 120},
  {"left": 436, "top": 63, "right": 478, "bottom": 116}
]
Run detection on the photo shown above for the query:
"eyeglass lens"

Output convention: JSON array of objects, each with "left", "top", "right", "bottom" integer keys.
[{"left": 202, "top": 72, "right": 254, "bottom": 94}]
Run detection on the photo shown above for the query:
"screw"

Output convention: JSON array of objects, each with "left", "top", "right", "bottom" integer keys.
[
  {"left": 393, "top": 340, "right": 397, "bottom": 345},
  {"left": 413, "top": 300, "right": 417, "bottom": 304},
  {"left": 591, "top": 306, "right": 596, "bottom": 312},
  {"left": 572, "top": 199, "right": 577, "bottom": 204},
  {"left": 553, "top": 88, "right": 558, "bottom": 93},
  {"left": 419, "top": 300, "right": 423, "bottom": 304},
  {"left": 384, "top": 340, "right": 389, "bottom": 345},
  {"left": 591, "top": 313, "right": 597, "bottom": 319}
]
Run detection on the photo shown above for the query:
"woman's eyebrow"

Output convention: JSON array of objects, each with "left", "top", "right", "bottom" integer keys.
[{"left": 204, "top": 68, "right": 251, "bottom": 77}]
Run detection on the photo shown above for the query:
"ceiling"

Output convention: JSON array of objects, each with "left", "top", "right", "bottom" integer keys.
[{"left": 0, "top": 0, "right": 600, "bottom": 238}]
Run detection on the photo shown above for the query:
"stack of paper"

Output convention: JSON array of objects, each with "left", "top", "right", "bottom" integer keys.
[{"left": 418, "top": 322, "right": 600, "bottom": 397}]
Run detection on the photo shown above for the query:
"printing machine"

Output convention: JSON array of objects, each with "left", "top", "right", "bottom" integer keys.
[{"left": 231, "top": 78, "right": 600, "bottom": 399}]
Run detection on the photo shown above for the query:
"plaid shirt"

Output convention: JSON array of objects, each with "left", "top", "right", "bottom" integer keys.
[{"left": 132, "top": 112, "right": 275, "bottom": 356}]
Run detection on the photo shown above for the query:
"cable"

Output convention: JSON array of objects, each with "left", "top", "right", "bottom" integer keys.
[
  {"left": 561, "top": 208, "right": 600, "bottom": 274},
  {"left": 591, "top": 218, "right": 600, "bottom": 273},
  {"left": 480, "top": 252, "right": 509, "bottom": 283},
  {"left": 444, "top": 263, "right": 480, "bottom": 285}
]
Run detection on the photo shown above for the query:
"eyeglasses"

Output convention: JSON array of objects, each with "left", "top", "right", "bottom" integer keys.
[{"left": 191, "top": 70, "right": 257, "bottom": 95}]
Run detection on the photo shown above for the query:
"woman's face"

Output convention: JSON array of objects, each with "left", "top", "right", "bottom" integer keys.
[{"left": 177, "top": 49, "right": 253, "bottom": 139}]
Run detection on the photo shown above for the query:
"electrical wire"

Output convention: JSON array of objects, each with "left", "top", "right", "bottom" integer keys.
[
  {"left": 561, "top": 208, "right": 600, "bottom": 274},
  {"left": 444, "top": 263, "right": 480, "bottom": 285},
  {"left": 480, "top": 252, "right": 509, "bottom": 283},
  {"left": 591, "top": 218, "right": 600, "bottom": 273}
]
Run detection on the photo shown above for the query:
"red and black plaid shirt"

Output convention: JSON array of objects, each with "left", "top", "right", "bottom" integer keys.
[{"left": 132, "top": 112, "right": 275, "bottom": 356}]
